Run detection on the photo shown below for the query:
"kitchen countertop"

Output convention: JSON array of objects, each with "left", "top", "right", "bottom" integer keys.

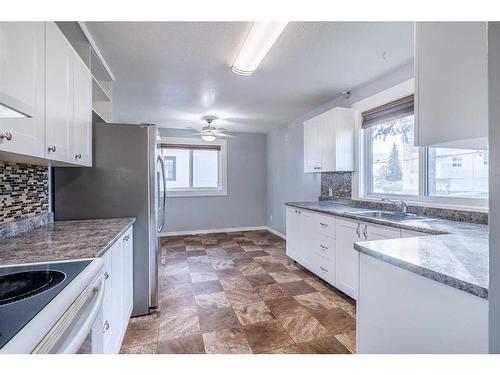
[
  {"left": 285, "top": 201, "right": 488, "bottom": 299},
  {"left": 0, "top": 218, "right": 136, "bottom": 266}
]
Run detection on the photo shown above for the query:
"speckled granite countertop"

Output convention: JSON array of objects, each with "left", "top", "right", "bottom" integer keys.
[
  {"left": 0, "top": 218, "right": 136, "bottom": 266},
  {"left": 285, "top": 201, "right": 488, "bottom": 299}
]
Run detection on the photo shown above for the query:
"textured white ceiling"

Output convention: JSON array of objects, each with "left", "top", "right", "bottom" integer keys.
[{"left": 85, "top": 21, "right": 414, "bottom": 133}]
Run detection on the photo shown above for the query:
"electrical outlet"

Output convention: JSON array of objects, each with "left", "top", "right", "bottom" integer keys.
[{"left": 329, "top": 188, "right": 333, "bottom": 197}]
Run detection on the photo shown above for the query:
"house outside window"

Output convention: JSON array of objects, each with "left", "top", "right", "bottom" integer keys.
[
  {"left": 159, "top": 137, "right": 227, "bottom": 197},
  {"left": 363, "top": 95, "right": 488, "bottom": 206}
]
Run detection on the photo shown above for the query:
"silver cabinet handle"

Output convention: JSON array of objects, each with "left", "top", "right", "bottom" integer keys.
[
  {"left": 363, "top": 224, "right": 368, "bottom": 240},
  {"left": 103, "top": 320, "right": 110, "bottom": 333},
  {"left": 320, "top": 244, "right": 328, "bottom": 250},
  {"left": 48, "top": 146, "right": 56, "bottom": 152},
  {"left": 75, "top": 153, "right": 82, "bottom": 159},
  {"left": 320, "top": 266, "right": 328, "bottom": 272},
  {"left": 104, "top": 272, "right": 109, "bottom": 280},
  {"left": 0, "top": 132, "right": 13, "bottom": 141},
  {"left": 356, "top": 223, "right": 361, "bottom": 238},
  {"left": 124, "top": 234, "right": 130, "bottom": 241},
  {"left": 320, "top": 222, "right": 328, "bottom": 227}
]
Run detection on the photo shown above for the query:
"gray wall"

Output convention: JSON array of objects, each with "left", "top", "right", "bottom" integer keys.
[
  {"left": 266, "top": 62, "right": 414, "bottom": 234},
  {"left": 489, "top": 22, "right": 500, "bottom": 353},
  {"left": 159, "top": 128, "right": 267, "bottom": 232}
]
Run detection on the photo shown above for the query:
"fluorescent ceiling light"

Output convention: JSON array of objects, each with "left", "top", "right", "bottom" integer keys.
[
  {"left": 231, "top": 22, "right": 288, "bottom": 76},
  {"left": 0, "top": 102, "right": 30, "bottom": 118}
]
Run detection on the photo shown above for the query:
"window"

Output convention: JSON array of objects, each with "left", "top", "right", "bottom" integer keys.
[
  {"left": 363, "top": 95, "right": 488, "bottom": 205},
  {"left": 159, "top": 137, "right": 227, "bottom": 197}
]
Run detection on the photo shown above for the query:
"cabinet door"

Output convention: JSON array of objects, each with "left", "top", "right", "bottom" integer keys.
[
  {"left": 0, "top": 22, "right": 45, "bottom": 157},
  {"left": 365, "top": 223, "right": 401, "bottom": 241},
  {"left": 335, "top": 219, "right": 360, "bottom": 299},
  {"left": 45, "top": 22, "right": 73, "bottom": 162},
  {"left": 72, "top": 56, "right": 92, "bottom": 166},
  {"left": 415, "top": 22, "right": 487, "bottom": 149},
  {"left": 101, "top": 247, "right": 113, "bottom": 353},
  {"left": 303, "top": 118, "right": 321, "bottom": 173},
  {"left": 286, "top": 208, "right": 302, "bottom": 262},
  {"left": 122, "top": 228, "right": 134, "bottom": 325},
  {"left": 111, "top": 238, "right": 124, "bottom": 353}
]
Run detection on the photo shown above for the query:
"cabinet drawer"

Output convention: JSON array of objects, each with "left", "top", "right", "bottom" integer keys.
[
  {"left": 314, "top": 235, "right": 335, "bottom": 261},
  {"left": 304, "top": 211, "right": 336, "bottom": 238},
  {"left": 312, "top": 253, "right": 334, "bottom": 284}
]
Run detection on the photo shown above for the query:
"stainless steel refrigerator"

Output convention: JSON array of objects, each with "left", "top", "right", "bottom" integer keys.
[{"left": 53, "top": 119, "right": 166, "bottom": 316}]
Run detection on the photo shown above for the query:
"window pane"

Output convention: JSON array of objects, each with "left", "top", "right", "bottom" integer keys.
[
  {"left": 193, "top": 150, "right": 219, "bottom": 188},
  {"left": 427, "top": 148, "right": 488, "bottom": 199},
  {"left": 163, "top": 148, "right": 190, "bottom": 189},
  {"left": 369, "top": 115, "right": 419, "bottom": 195}
]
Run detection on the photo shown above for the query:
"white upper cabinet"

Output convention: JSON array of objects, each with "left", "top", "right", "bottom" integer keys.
[
  {"left": 45, "top": 22, "right": 92, "bottom": 166},
  {"left": 0, "top": 22, "right": 45, "bottom": 158},
  {"left": 303, "top": 107, "right": 356, "bottom": 173},
  {"left": 72, "top": 55, "right": 92, "bottom": 166},
  {"left": 45, "top": 22, "right": 74, "bottom": 163},
  {"left": 415, "top": 22, "right": 488, "bottom": 149}
]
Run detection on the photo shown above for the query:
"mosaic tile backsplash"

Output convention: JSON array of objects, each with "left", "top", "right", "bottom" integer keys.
[
  {"left": 0, "top": 161, "right": 49, "bottom": 224},
  {"left": 320, "top": 172, "right": 352, "bottom": 199}
]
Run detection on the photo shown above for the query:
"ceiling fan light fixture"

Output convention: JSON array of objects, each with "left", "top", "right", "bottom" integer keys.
[
  {"left": 201, "top": 134, "right": 217, "bottom": 142},
  {"left": 231, "top": 22, "right": 288, "bottom": 76}
]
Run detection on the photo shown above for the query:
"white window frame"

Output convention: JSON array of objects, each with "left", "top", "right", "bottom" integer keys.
[
  {"left": 161, "top": 137, "right": 228, "bottom": 198},
  {"left": 352, "top": 79, "right": 488, "bottom": 212}
]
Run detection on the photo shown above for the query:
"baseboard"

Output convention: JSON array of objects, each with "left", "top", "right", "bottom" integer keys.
[
  {"left": 160, "top": 226, "right": 268, "bottom": 237},
  {"left": 265, "top": 226, "right": 286, "bottom": 239}
]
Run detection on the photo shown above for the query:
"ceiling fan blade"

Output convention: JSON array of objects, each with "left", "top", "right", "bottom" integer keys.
[
  {"left": 186, "top": 133, "right": 203, "bottom": 136},
  {"left": 214, "top": 133, "right": 236, "bottom": 138}
]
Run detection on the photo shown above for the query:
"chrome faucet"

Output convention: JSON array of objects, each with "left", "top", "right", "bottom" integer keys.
[{"left": 381, "top": 198, "right": 409, "bottom": 213}]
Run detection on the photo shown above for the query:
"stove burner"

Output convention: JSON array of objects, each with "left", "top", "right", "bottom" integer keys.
[{"left": 0, "top": 271, "right": 66, "bottom": 306}]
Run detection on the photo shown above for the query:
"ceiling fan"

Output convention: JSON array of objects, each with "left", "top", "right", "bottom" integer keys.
[{"left": 187, "top": 116, "right": 235, "bottom": 142}]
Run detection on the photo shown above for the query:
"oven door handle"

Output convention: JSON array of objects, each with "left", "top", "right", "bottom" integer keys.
[{"left": 60, "top": 276, "right": 105, "bottom": 354}]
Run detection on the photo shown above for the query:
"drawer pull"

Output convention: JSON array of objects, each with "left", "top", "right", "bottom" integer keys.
[
  {"left": 320, "top": 244, "right": 328, "bottom": 250},
  {"left": 0, "top": 132, "right": 13, "bottom": 141},
  {"left": 320, "top": 266, "right": 328, "bottom": 272},
  {"left": 104, "top": 272, "right": 109, "bottom": 280},
  {"left": 103, "top": 320, "right": 110, "bottom": 333},
  {"left": 124, "top": 234, "right": 130, "bottom": 241},
  {"left": 319, "top": 222, "right": 328, "bottom": 227}
]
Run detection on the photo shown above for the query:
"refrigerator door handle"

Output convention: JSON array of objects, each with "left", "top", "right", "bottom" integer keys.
[{"left": 157, "top": 155, "right": 167, "bottom": 232}]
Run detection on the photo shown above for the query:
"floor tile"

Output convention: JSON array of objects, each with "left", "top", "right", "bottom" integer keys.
[
  {"left": 310, "top": 307, "right": 356, "bottom": 335},
  {"left": 238, "top": 262, "right": 267, "bottom": 276},
  {"left": 195, "top": 291, "right": 231, "bottom": 309},
  {"left": 269, "top": 271, "right": 302, "bottom": 284},
  {"left": 120, "top": 343, "right": 158, "bottom": 354},
  {"left": 294, "top": 292, "right": 339, "bottom": 311},
  {"left": 296, "top": 335, "right": 351, "bottom": 354},
  {"left": 225, "top": 288, "right": 262, "bottom": 306},
  {"left": 159, "top": 310, "right": 200, "bottom": 341},
  {"left": 279, "top": 309, "right": 330, "bottom": 343},
  {"left": 121, "top": 229, "right": 355, "bottom": 355},
  {"left": 161, "top": 283, "right": 193, "bottom": 300},
  {"left": 158, "top": 334, "right": 205, "bottom": 354},
  {"left": 121, "top": 317, "right": 159, "bottom": 348},
  {"left": 197, "top": 306, "right": 240, "bottom": 333},
  {"left": 335, "top": 331, "right": 356, "bottom": 353},
  {"left": 233, "top": 301, "right": 274, "bottom": 325},
  {"left": 203, "top": 328, "right": 252, "bottom": 354},
  {"left": 192, "top": 280, "right": 224, "bottom": 295},
  {"left": 219, "top": 275, "right": 254, "bottom": 291},
  {"left": 264, "top": 296, "right": 304, "bottom": 319},
  {"left": 190, "top": 271, "right": 218, "bottom": 283},
  {"left": 246, "top": 273, "right": 277, "bottom": 288},
  {"left": 256, "top": 284, "right": 288, "bottom": 300},
  {"left": 279, "top": 281, "right": 316, "bottom": 296},
  {"left": 243, "top": 320, "right": 294, "bottom": 353}
]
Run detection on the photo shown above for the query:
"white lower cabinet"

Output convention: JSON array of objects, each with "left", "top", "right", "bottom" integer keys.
[
  {"left": 100, "top": 226, "right": 134, "bottom": 354},
  {"left": 286, "top": 207, "right": 416, "bottom": 300}
]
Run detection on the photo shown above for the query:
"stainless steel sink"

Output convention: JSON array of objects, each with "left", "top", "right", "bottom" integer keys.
[{"left": 355, "top": 210, "right": 429, "bottom": 221}]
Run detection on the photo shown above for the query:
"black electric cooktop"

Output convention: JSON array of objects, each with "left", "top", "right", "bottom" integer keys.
[{"left": 0, "top": 260, "right": 92, "bottom": 350}]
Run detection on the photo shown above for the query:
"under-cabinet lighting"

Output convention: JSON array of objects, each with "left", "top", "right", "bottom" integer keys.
[{"left": 231, "top": 22, "right": 288, "bottom": 76}]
